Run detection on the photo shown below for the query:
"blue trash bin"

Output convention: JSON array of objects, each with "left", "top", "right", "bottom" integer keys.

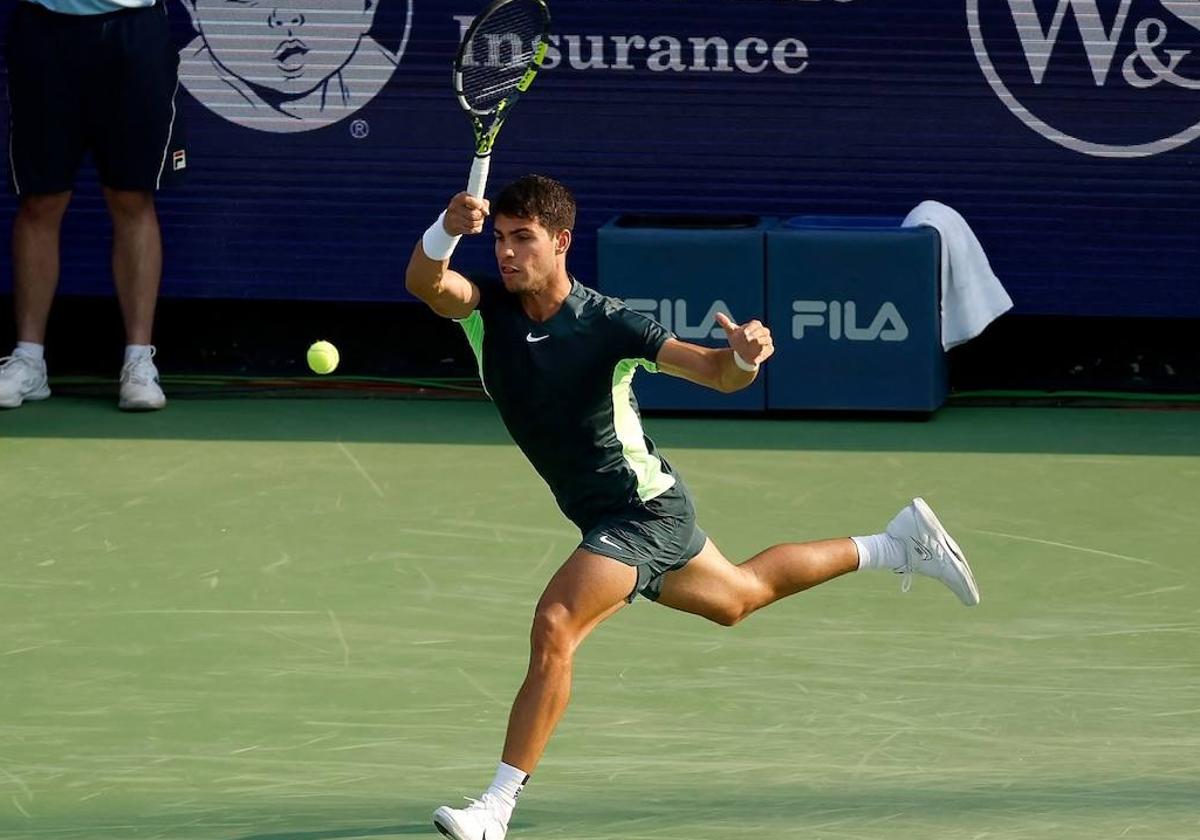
[
  {"left": 598, "top": 214, "right": 775, "bottom": 411},
  {"left": 766, "top": 216, "right": 946, "bottom": 412}
]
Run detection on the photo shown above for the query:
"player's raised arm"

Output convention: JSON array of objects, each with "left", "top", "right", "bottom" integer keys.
[
  {"left": 656, "top": 312, "right": 774, "bottom": 394},
  {"left": 405, "top": 192, "right": 488, "bottom": 320}
]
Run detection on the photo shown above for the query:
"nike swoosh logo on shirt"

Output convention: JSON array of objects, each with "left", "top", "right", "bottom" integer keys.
[
  {"left": 598, "top": 534, "right": 623, "bottom": 551},
  {"left": 526, "top": 333, "right": 550, "bottom": 343}
]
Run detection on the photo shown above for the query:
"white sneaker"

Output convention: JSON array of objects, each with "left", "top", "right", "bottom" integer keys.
[
  {"left": 886, "top": 497, "right": 980, "bottom": 606},
  {"left": 433, "top": 793, "right": 509, "bottom": 840},
  {"left": 0, "top": 353, "right": 50, "bottom": 408},
  {"left": 118, "top": 347, "right": 166, "bottom": 411}
]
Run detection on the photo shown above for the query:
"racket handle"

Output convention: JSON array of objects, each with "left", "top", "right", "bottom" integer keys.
[{"left": 467, "top": 154, "right": 491, "bottom": 199}]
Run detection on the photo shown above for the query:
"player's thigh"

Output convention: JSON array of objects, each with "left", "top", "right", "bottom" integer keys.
[
  {"left": 534, "top": 548, "right": 637, "bottom": 640},
  {"left": 656, "top": 538, "right": 763, "bottom": 623}
]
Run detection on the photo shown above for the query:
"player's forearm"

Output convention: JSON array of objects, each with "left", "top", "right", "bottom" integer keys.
[
  {"left": 405, "top": 240, "right": 479, "bottom": 320},
  {"left": 715, "top": 350, "right": 758, "bottom": 393},
  {"left": 405, "top": 242, "right": 449, "bottom": 299},
  {"left": 656, "top": 341, "right": 758, "bottom": 394}
]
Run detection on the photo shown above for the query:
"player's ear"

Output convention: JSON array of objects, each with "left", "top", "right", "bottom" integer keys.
[{"left": 555, "top": 228, "right": 572, "bottom": 256}]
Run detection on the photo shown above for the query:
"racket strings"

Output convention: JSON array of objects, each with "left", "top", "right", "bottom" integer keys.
[
  {"left": 460, "top": 0, "right": 546, "bottom": 112},
  {"left": 471, "top": 73, "right": 528, "bottom": 103}
]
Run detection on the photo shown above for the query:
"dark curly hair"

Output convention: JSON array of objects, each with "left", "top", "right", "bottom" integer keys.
[{"left": 493, "top": 175, "right": 577, "bottom": 233}]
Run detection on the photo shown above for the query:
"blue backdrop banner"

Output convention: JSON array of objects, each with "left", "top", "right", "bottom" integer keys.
[{"left": 2, "top": 0, "right": 1197, "bottom": 316}]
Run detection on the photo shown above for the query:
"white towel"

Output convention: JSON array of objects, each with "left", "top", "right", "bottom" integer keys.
[{"left": 902, "top": 201, "right": 1013, "bottom": 350}]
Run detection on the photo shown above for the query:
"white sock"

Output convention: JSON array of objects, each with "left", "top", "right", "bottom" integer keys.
[
  {"left": 124, "top": 344, "right": 152, "bottom": 364},
  {"left": 15, "top": 342, "right": 44, "bottom": 361},
  {"left": 484, "top": 761, "right": 529, "bottom": 823},
  {"left": 852, "top": 533, "right": 906, "bottom": 572}
]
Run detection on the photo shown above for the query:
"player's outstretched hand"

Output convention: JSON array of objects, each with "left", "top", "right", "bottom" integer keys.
[
  {"left": 445, "top": 192, "right": 490, "bottom": 236},
  {"left": 715, "top": 312, "right": 774, "bottom": 366}
]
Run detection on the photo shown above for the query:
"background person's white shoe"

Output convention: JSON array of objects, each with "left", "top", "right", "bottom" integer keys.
[
  {"left": 886, "top": 497, "right": 980, "bottom": 606},
  {"left": 433, "top": 793, "right": 509, "bottom": 840},
  {"left": 0, "top": 354, "right": 50, "bottom": 408},
  {"left": 118, "top": 348, "right": 166, "bottom": 411}
]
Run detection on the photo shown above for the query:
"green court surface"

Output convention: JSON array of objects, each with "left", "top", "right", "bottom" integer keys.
[{"left": 2, "top": 398, "right": 1198, "bottom": 840}]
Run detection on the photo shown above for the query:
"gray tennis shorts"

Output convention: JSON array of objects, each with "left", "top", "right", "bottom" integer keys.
[{"left": 579, "top": 487, "right": 708, "bottom": 602}]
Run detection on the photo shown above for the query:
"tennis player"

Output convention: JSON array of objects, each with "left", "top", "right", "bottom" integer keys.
[{"left": 406, "top": 175, "right": 980, "bottom": 840}]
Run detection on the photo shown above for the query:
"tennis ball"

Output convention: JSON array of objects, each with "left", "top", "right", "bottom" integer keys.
[{"left": 306, "top": 340, "right": 339, "bottom": 375}]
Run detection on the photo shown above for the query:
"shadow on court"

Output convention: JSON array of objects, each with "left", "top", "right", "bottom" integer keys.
[
  {"left": 513, "top": 777, "right": 1200, "bottom": 827},
  {"left": 2, "top": 395, "right": 1198, "bottom": 456},
  {"left": 219, "top": 776, "right": 1200, "bottom": 840}
]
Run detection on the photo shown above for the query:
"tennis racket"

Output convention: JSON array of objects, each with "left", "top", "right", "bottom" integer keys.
[{"left": 453, "top": 0, "right": 552, "bottom": 199}]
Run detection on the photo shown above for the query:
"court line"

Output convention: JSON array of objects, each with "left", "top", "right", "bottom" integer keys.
[
  {"left": 151, "top": 459, "right": 194, "bottom": 485},
  {"left": 394, "top": 527, "right": 507, "bottom": 542},
  {"left": 1122, "top": 585, "right": 1185, "bottom": 599},
  {"left": 409, "top": 563, "right": 437, "bottom": 601},
  {"left": 458, "top": 519, "right": 568, "bottom": 538},
  {"left": 968, "top": 529, "right": 1161, "bottom": 568},
  {"left": 327, "top": 609, "right": 350, "bottom": 668},
  {"left": 457, "top": 667, "right": 506, "bottom": 708},
  {"left": 526, "top": 541, "right": 559, "bottom": 578},
  {"left": 104, "top": 610, "right": 322, "bottom": 615},
  {"left": 852, "top": 730, "right": 904, "bottom": 773},
  {"left": 262, "top": 552, "right": 292, "bottom": 574},
  {"left": 0, "top": 765, "right": 32, "bottom": 801},
  {"left": 262, "top": 627, "right": 330, "bottom": 657},
  {"left": 335, "top": 441, "right": 385, "bottom": 498},
  {"left": 3, "top": 641, "right": 62, "bottom": 656}
]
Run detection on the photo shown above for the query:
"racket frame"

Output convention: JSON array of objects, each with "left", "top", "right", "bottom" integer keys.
[{"left": 452, "top": 0, "right": 551, "bottom": 197}]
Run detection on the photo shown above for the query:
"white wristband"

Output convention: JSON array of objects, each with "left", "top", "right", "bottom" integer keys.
[
  {"left": 733, "top": 351, "right": 759, "bottom": 372},
  {"left": 422, "top": 211, "right": 461, "bottom": 261}
]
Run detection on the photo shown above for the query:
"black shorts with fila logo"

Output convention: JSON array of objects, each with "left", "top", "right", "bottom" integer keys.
[{"left": 6, "top": 0, "right": 187, "bottom": 196}]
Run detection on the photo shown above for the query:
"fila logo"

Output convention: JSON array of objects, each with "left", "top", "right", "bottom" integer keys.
[
  {"left": 791, "top": 301, "right": 909, "bottom": 342},
  {"left": 626, "top": 298, "right": 729, "bottom": 340},
  {"left": 172, "top": 150, "right": 187, "bottom": 171}
]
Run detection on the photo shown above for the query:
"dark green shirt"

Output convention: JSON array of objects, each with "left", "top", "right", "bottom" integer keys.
[{"left": 458, "top": 279, "right": 677, "bottom": 532}]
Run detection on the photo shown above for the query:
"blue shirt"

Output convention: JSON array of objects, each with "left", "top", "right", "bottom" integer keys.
[{"left": 20, "top": 0, "right": 153, "bottom": 15}]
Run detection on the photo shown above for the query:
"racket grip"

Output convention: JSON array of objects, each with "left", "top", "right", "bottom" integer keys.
[{"left": 466, "top": 155, "right": 491, "bottom": 199}]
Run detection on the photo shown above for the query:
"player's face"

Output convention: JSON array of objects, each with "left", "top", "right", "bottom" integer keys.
[
  {"left": 494, "top": 215, "right": 561, "bottom": 295},
  {"left": 190, "top": 0, "right": 378, "bottom": 96}
]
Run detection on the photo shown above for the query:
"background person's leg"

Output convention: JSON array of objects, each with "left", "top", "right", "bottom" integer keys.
[
  {"left": 103, "top": 188, "right": 166, "bottom": 410},
  {"left": 103, "top": 187, "right": 161, "bottom": 347},
  {"left": 12, "top": 192, "right": 72, "bottom": 345},
  {"left": 2, "top": 193, "right": 71, "bottom": 408}
]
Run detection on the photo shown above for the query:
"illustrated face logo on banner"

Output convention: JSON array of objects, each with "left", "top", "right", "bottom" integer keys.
[
  {"left": 969, "top": 0, "right": 1200, "bottom": 157},
  {"left": 178, "top": 0, "right": 412, "bottom": 133}
]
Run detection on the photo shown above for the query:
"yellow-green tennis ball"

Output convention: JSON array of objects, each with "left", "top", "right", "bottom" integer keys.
[{"left": 307, "top": 340, "right": 339, "bottom": 375}]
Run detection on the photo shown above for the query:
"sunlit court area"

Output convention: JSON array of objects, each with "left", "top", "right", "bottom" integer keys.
[{"left": 2, "top": 2, "right": 1199, "bottom": 840}]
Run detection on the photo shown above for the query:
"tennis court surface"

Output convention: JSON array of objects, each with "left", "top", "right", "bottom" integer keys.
[{"left": 2, "top": 398, "right": 1197, "bottom": 840}]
